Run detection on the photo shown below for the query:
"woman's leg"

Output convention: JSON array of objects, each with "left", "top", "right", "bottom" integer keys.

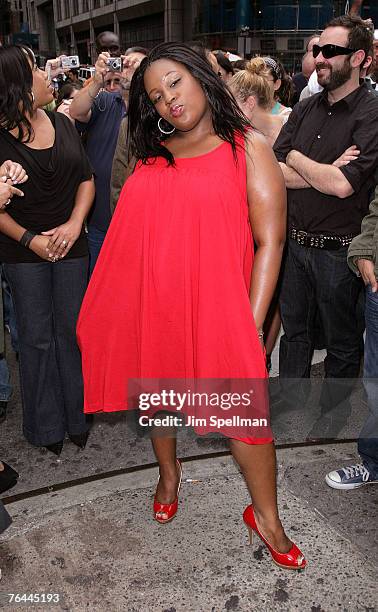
[
  {"left": 230, "top": 439, "right": 292, "bottom": 552},
  {"left": 3, "top": 262, "right": 65, "bottom": 446},
  {"left": 151, "top": 427, "right": 180, "bottom": 504},
  {"left": 52, "top": 257, "right": 89, "bottom": 436}
]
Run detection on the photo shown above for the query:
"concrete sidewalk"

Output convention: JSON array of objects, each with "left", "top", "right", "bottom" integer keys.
[{"left": 1, "top": 444, "right": 377, "bottom": 612}]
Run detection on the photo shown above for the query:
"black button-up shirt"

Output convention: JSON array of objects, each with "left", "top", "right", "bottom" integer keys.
[{"left": 274, "top": 83, "right": 378, "bottom": 236}]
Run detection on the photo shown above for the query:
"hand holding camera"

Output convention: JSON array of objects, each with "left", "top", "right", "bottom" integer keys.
[
  {"left": 45, "top": 55, "right": 80, "bottom": 82},
  {"left": 94, "top": 52, "right": 123, "bottom": 84},
  {"left": 45, "top": 57, "right": 64, "bottom": 80},
  {"left": 94, "top": 52, "right": 113, "bottom": 81}
]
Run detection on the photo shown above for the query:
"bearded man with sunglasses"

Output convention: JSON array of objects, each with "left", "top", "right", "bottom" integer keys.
[{"left": 274, "top": 15, "right": 378, "bottom": 440}]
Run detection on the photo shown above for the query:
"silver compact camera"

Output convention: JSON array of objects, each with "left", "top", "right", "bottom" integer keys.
[
  {"left": 61, "top": 55, "right": 80, "bottom": 69},
  {"left": 106, "top": 57, "right": 122, "bottom": 72}
]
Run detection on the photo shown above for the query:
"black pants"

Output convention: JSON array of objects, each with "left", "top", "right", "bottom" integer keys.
[
  {"left": 3, "top": 257, "right": 89, "bottom": 446},
  {"left": 279, "top": 240, "right": 363, "bottom": 414},
  {"left": 0, "top": 500, "right": 11, "bottom": 534}
]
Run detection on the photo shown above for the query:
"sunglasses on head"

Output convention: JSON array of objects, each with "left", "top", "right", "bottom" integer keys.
[{"left": 312, "top": 44, "right": 357, "bottom": 59}]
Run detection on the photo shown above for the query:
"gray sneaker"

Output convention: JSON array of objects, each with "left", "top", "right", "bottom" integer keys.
[{"left": 325, "top": 463, "right": 378, "bottom": 490}]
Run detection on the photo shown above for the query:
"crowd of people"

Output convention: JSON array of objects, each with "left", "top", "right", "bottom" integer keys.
[{"left": 0, "top": 14, "right": 377, "bottom": 570}]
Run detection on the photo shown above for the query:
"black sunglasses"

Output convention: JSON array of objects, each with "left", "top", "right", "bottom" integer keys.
[{"left": 312, "top": 44, "right": 357, "bottom": 59}]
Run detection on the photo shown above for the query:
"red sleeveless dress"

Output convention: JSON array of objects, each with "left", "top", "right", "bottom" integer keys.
[{"left": 77, "top": 137, "right": 272, "bottom": 444}]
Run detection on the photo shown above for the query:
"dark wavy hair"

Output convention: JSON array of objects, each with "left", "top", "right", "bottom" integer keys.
[
  {"left": 214, "top": 51, "right": 235, "bottom": 76},
  {"left": 56, "top": 83, "right": 81, "bottom": 109},
  {"left": 127, "top": 42, "right": 250, "bottom": 165},
  {"left": 0, "top": 44, "right": 35, "bottom": 142},
  {"left": 263, "top": 56, "right": 294, "bottom": 107}
]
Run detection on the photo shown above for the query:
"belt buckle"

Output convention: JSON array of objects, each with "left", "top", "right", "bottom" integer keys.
[{"left": 323, "top": 236, "right": 340, "bottom": 250}]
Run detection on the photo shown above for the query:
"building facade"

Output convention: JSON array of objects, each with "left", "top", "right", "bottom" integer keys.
[
  {"left": 20, "top": 0, "right": 195, "bottom": 63},
  {"left": 19, "top": 1, "right": 378, "bottom": 69},
  {"left": 0, "top": 0, "right": 24, "bottom": 44},
  {"left": 195, "top": 0, "right": 378, "bottom": 72}
]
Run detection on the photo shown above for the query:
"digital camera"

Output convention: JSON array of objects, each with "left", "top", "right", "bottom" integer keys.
[
  {"left": 106, "top": 57, "right": 122, "bottom": 72},
  {"left": 61, "top": 55, "right": 80, "bottom": 69}
]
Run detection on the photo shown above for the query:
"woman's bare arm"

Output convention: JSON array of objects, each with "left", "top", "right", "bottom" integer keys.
[
  {"left": 0, "top": 211, "right": 51, "bottom": 260},
  {"left": 246, "top": 131, "right": 287, "bottom": 332}
]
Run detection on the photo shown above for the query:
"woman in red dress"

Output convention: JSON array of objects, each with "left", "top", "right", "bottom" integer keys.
[{"left": 77, "top": 43, "right": 306, "bottom": 570}]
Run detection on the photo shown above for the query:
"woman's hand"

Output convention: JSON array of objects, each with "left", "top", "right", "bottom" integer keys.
[
  {"left": 45, "top": 56, "right": 65, "bottom": 80},
  {"left": 28, "top": 235, "right": 53, "bottom": 261},
  {"left": 0, "top": 179, "right": 24, "bottom": 210},
  {"left": 56, "top": 101, "right": 75, "bottom": 123},
  {"left": 41, "top": 219, "right": 83, "bottom": 259},
  {"left": 257, "top": 329, "right": 265, "bottom": 350},
  {"left": 0, "top": 160, "right": 28, "bottom": 184}
]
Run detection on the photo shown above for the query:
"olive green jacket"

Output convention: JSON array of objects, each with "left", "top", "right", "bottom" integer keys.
[
  {"left": 110, "top": 116, "right": 129, "bottom": 215},
  {"left": 348, "top": 184, "right": 378, "bottom": 278}
]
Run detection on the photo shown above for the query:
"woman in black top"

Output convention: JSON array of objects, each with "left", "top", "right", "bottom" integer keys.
[{"left": 0, "top": 45, "right": 95, "bottom": 454}]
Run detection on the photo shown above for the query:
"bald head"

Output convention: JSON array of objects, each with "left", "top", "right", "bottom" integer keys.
[{"left": 96, "top": 31, "right": 120, "bottom": 56}]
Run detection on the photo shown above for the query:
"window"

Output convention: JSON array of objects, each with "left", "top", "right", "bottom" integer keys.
[
  {"left": 260, "top": 39, "right": 276, "bottom": 53},
  {"left": 120, "top": 13, "right": 164, "bottom": 51},
  {"left": 288, "top": 38, "right": 304, "bottom": 51},
  {"left": 63, "top": 0, "right": 70, "bottom": 19},
  {"left": 72, "top": 0, "right": 79, "bottom": 16},
  {"left": 56, "top": 0, "right": 62, "bottom": 21},
  {"left": 28, "top": 1, "right": 39, "bottom": 31},
  {"left": 29, "top": 2, "right": 36, "bottom": 30}
]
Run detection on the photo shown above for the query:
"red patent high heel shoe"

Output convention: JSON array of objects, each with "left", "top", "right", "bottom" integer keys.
[
  {"left": 153, "top": 459, "right": 182, "bottom": 524},
  {"left": 243, "top": 505, "right": 307, "bottom": 570}
]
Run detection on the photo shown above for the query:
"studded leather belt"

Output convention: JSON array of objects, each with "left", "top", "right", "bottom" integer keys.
[{"left": 290, "top": 228, "right": 354, "bottom": 250}]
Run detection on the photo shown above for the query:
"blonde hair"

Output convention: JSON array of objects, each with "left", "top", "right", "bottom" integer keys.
[{"left": 229, "top": 57, "right": 274, "bottom": 110}]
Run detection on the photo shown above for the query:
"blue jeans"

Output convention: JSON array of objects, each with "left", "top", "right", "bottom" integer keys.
[
  {"left": 3, "top": 257, "right": 89, "bottom": 446},
  {"left": 358, "top": 285, "right": 378, "bottom": 478},
  {"left": 0, "top": 268, "right": 12, "bottom": 402},
  {"left": 0, "top": 357, "right": 12, "bottom": 402},
  {"left": 2, "top": 273, "right": 19, "bottom": 354},
  {"left": 87, "top": 225, "right": 107, "bottom": 276},
  {"left": 279, "top": 240, "right": 363, "bottom": 416}
]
